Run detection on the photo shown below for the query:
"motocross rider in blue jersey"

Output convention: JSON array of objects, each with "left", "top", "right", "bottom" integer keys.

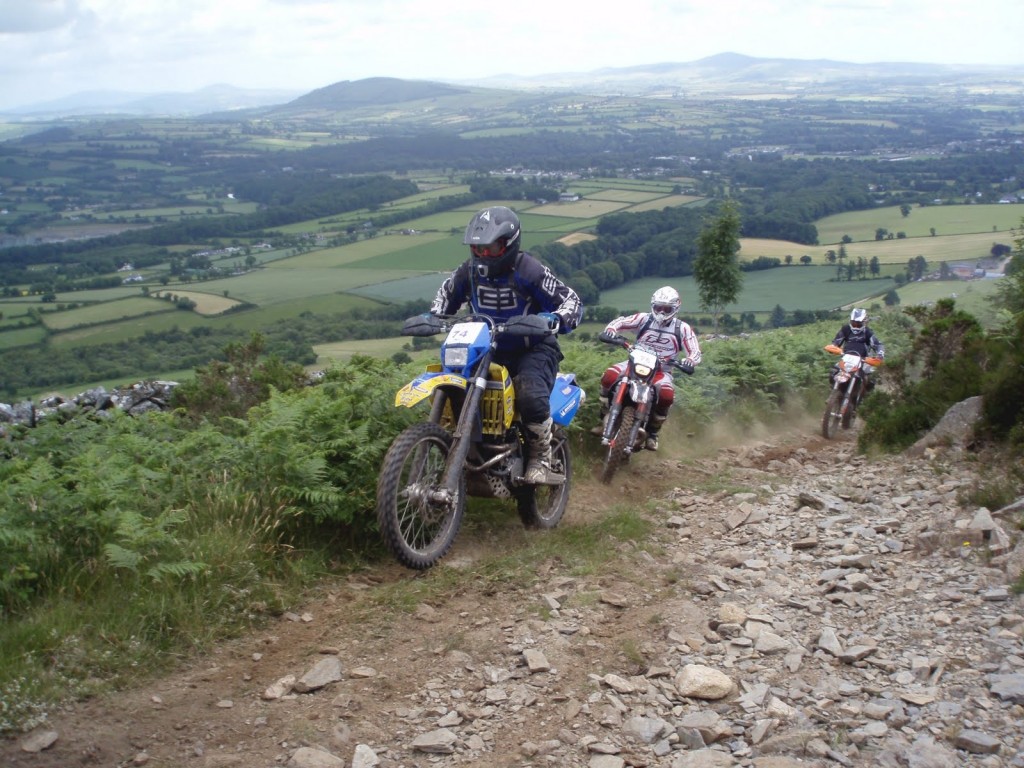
[{"left": 431, "top": 206, "right": 583, "bottom": 484}]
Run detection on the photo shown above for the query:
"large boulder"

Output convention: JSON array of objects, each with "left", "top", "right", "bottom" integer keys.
[{"left": 906, "top": 395, "right": 983, "bottom": 456}]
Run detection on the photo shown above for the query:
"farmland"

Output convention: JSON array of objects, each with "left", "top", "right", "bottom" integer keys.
[
  {"left": 1, "top": 172, "right": 1017, "bottom": 397},
  {"left": 598, "top": 268, "right": 893, "bottom": 316},
  {"left": 815, "top": 204, "right": 1022, "bottom": 244},
  {"left": 1, "top": 74, "right": 1022, "bottom": 397}
]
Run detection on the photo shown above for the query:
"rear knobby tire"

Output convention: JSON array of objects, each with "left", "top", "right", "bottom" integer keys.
[
  {"left": 375, "top": 422, "right": 465, "bottom": 570},
  {"left": 517, "top": 426, "right": 571, "bottom": 529},
  {"left": 601, "top": 405, "right": 637, "bottom": 484},
  {"left": 821, "top": 390, "right": 842, "bottom": 440}
]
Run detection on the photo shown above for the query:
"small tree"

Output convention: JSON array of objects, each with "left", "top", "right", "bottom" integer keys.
[
  {"left": 995, "top": 221, "right": 1024, "bottom": 315},
  {"left": 693, "top": 202, "right": 743, "bottom": 333},
  {"left": 769, "top": 304, "right": 787, "bottom": 328}
]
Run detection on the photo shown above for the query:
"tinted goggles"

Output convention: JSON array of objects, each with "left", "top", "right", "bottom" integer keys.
[{"left": 470, "top": 241, "right": 506, "bottom": 259}]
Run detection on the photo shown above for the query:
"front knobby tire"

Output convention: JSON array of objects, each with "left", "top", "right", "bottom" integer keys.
[
  {"left": 375, "top": 422, "right": 465, "bottom": 570},
  {"left": 822, "top": 390, "right": 843, "bottom": 440},
  {"left": 517, "top": 426, "right": 571, "bottom": 529},
  {"left": 601, "top": 405, "right": 637, "bottom": 484},
  {"left": 842, "top": 381, "right": 860, "bottom": 429}
]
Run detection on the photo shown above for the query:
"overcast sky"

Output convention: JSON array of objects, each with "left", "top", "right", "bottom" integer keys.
[{"left": 2, "top": 0, "right": 1022, "bottom": 111}]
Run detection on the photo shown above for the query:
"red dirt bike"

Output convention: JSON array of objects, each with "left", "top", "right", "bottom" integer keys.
[
  {"left": 821, "top": 343, "right": 882, "bottom": 439},
  {"left": 596, "top": 332, "right": 693, "bottom": 483}
]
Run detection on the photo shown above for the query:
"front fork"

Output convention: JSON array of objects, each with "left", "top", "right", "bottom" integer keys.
[
  {"left": 831, "top": 378, "right": 855, "bottom": 418},
  {"left": 605, "top": 380, "right": 652, "bottom": 453}
]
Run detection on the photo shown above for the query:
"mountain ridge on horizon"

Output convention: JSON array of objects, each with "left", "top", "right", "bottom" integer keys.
[{"left": 4, "top": 51, "right": 1022, "bottom": 118}]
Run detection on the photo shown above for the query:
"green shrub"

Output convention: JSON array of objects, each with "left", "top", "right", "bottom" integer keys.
[
  {"left": 171, "top": 332, "right": 308, "bottom": 421},
  {"left": 858, "top": 300, "right": 992, "bottom": 453}
]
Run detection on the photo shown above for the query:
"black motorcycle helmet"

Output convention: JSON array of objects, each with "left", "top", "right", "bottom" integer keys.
[{"left": 463, "top": 206, "right": 521, "bottom": 278}]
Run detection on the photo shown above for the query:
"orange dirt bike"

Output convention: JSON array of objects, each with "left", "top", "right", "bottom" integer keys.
[
  {"left": 821, "top": 343, "right": 882, "bottom": 439},
  {"left": 596, "top": 332, "right": 693, "bottom": 483},
  {"left": 375, "top": 313, "right": 585, "bottom": 570}
]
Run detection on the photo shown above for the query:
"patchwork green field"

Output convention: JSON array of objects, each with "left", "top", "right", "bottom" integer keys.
[
  {"left": 40, "top": 296, "right": 174, "bottom": 331},
  {"left": 740, "top": 230, "right": 1010, "bottom": 266},
  {"left": 3, "top": 175, "right": 1018, "bottom": 397},
  {"left": 815, "top": 203, "right": 1021, "bottom": 244},
  {"left": 894, "top": 277, "right": 1003, "bottom": 327},
  {"left": 598, "top": 268, "right": 895, "bottom": 316}
]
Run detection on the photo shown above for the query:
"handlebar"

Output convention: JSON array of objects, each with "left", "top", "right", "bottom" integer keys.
[
  {"left": 599, "top": 333, "right": 694, "bottom": 375},
  {"left": 401, "top": 313, "right": 555, "bottom": 339},
  {"left": 599, "top": 332, "right": 630, "bottom": 349},
  {"left": 823, "top": 343, "right": 883, "bottom": 367}
]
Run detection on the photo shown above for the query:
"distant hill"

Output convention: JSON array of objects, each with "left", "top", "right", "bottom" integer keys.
[
  {"left": 5, "top": 53, "right": 1022, "bottom": 119},
  {"left": 1, "top": 83, "right": 304, "bottom": 118},
  {"left": 285, "top": 77, "right": 470, "bottom": 109},
  {"left": 460, "top": 51, "right": 1024, "bottom": 96}
]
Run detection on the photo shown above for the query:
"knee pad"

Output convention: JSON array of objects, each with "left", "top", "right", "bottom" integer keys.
[{"left": 514, "top": 375, "right": 550, "bottom": 424}]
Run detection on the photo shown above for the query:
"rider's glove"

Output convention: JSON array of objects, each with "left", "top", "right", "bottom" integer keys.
[
  {"left": 539, "top": 312, "right": 561, "bottom": 332},
  {"left": 598, "top": 329, "right": 618, "bottom": 344},
  {"left": 678, "top": 360, "right": 695, "bottom": 375}
]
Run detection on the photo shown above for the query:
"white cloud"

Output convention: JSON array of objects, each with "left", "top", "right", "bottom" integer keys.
[{"left": 0, "top": 0, "right": 83, "bottom": 34}]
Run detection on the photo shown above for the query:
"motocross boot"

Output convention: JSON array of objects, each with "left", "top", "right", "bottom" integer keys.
[
  {"left": 525, "top": 417, "right": 564, "bottom": 484},
  {"left": 645, "top": 413, "right": 668, "bottom": 451},
  {"left": 590, "top": 394, "right": 610, "bottom": 436}
]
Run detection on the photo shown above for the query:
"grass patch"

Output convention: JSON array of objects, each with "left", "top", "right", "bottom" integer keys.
[
  {"left": 598, "top": 268, "right": 890, "bottom": 314},
  {"left": 0, "top": 487, "right": 311, "bottom": 735},
  {"left": 354, "top": 502, "right": 655, "bottom": 628},
  {"left": 151, "top": 290, "right": 244, "bottom": 315},
  {"left": 0, "top": 325, "right": 47, "bottom": 350},
  {"left": 40, "top": 297, "right": 175, "bottom": 331},
  {"left": 815, "top": 203, "right": 1021, "bottom": 244},
  {"left": 741, "top": 230, "right": 1012, "bottom": 266},
  {"left": 895, "top": 278, "right": 1004, "bottom": 328}
]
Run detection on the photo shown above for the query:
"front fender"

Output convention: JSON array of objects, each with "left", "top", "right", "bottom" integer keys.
[
  {"left": 395, "top": 371, "right": 468, "bottom": 408},
  {"left": 628, "top": 381, "right": 651, "bottom": 406}
]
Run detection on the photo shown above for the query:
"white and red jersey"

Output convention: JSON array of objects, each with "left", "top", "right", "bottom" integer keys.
[{"left": 604, "top": 312, "right": 702, "bottom": 365}]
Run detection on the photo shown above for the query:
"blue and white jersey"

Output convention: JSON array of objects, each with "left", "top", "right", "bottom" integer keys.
[{"left": 431, "top": 252, "right": 582, "bottom": 351}]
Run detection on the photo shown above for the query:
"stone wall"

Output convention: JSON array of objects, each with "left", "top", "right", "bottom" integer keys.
[{"left": 0, "top": 380, "right": 179, "bottom": 437}]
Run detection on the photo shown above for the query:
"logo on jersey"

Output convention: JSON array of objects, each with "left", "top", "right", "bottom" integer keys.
[{"left": 475, "top": 284, "right": 520, "bottom": 312}]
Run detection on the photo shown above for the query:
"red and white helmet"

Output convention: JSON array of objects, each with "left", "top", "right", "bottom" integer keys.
[{"left": 651, "top": 286, "right": 680, "bottom": 324}]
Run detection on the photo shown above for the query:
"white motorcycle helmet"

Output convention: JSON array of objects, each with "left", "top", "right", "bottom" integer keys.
[
  {"left": 849, "top": 307, "right": 868, "bottom": 329},
  {"left": 651, "top": 286, "right": 680, "bottom": 324}
]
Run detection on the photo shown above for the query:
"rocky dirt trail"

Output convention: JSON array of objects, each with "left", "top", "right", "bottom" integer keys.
[{"left": 4, "top": 424, "right": 1024, "bottom": 768}]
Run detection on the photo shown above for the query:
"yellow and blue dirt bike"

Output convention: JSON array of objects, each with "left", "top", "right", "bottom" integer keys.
[{"left": 375, "top": 313, "right": 585, "bottom": 570}]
